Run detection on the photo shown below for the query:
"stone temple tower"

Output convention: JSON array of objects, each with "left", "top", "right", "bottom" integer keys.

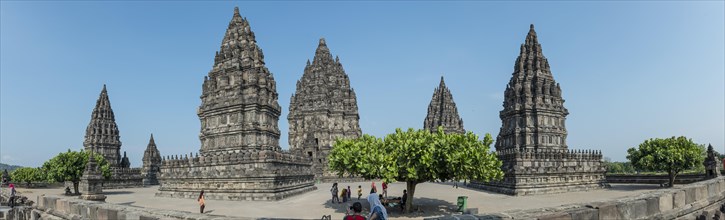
[
  {"left": 157, "top": 7, "right": 316, "bottom": 201},
  {"left": 423, "top": 76, "right": 465, "bottom": 134},
  {"left": 469, "top": 25, "right": 607, "bottom": 195},
  {"left": 83, "top": 85, "right": 122, "bottom": 167},
  {"left": 198, "top": 6, "right": 283, "bottom": 156},
  {"left": 288, "top": 38, "right": 362, "bottom": 178},
  {"left": 142, "top": 134, "right": 162, "bottom": 185}
]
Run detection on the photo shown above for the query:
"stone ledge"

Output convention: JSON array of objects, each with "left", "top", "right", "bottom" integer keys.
[{"left": 429, "top": 176, "right": 725, "bottom": 220}]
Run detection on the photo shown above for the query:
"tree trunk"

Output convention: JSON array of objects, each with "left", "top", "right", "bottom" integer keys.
[
  {"left": 73, "top": 181, "right": 80, "bottom": 195},
  {"left": 668, "top": 171, "right": 677, "bottom": 188},
  {"left": 405, "top": 181, "right": 417, "bottom": 213}
]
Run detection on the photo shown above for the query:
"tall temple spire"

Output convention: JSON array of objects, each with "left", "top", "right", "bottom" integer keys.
[
  {"left": 199, "top": 7, "right": 282, "bottom": 155},
  {"left": 84, "top": 85, "right": 122, "bottom": 167},
  {"left": 470, "top": 24, "right": 606, "bottom": 196},
  {"left": 497, "top": 24, "right": 568, "bottom": 152},
  {"left": 423, "top": 76, "right": 465, "bottom": 134},
  {"left": 288, "top": 38, "right": 362, "bottom": 178},
  {"left": 142, "top": 133, "right": 162, "bottom": 185}
]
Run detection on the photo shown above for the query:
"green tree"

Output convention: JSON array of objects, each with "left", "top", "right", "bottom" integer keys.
[
  {"left": 329, "top": 127, "right": 503, "bottom": 213},
  {"left": 41, "top": 149, "right": 111, "bottom": 194},
  {"left": 626, "top": 136, "right": 704, "bottom": 187},
  {"left": 10, "top": 167, "right": 45, "bottom": 187}
]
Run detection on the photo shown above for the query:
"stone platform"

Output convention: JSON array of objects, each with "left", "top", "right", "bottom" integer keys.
[
  {"left": 156, "top": 150, "right": 316, "bottom": 201},
  {"left": 470, "top": 148, "right": 608, "bottom": 195}
]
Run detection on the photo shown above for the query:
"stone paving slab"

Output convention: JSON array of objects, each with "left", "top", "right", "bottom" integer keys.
[{"left": 15, "top": 182, "right": 660, "bottom": 220}]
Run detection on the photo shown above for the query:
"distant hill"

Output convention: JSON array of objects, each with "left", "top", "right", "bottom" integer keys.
[{"left": 0, "top": 163, "right": 23, "bottom": 172}]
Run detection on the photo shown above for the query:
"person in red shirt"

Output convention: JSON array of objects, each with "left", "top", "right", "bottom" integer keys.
[
  {"left": 344, "top": 202, "right": 366, "bottom": 220},
  {"left": 381, "top": 181, "right": 388, "bottom": 198}
]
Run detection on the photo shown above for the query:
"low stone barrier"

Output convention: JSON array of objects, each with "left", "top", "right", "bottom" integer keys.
[
  {"left": 31, "top": 195, "right": 252, "bottom": 220},
  {"left": 426, "top": 176, "right": 725, "bottom": 220},
  {"left": 606, "top": 174, "right": 706, "bottom": 185}
]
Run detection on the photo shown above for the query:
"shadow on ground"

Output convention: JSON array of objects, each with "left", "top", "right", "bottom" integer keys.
[
  {"left": 322, "top": 197, "right": 456, "bottom": 218},
  {"left": 605, "top": 184, "right": 663, "bottom": 192},
  {"left": 104, "top": 191, "right": 134, "bottom": 195}
]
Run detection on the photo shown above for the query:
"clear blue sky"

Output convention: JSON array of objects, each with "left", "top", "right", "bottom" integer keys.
[{"left": 1, "top": 1, "right": 723, "bottom": 167}]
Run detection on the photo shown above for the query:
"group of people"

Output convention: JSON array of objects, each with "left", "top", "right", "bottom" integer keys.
[
  {"left": 331, "top": 183, "right": 365, "bottom": 203},
  {"left": 334, "top": 181, "right": 408, "bottom": 220},
  {"left": 342, "top": 186, "right": 389, "bottom": 220}
]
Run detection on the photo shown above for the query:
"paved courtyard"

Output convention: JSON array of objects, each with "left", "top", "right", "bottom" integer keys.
[{"left": 16, "top": 181, "right": 661, "bottom": 219}]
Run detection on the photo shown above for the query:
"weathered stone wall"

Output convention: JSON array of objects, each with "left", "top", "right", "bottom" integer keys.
[
  {"left": 430, "top": 176, "right": 725, "bottom": 220},
  {"left": 606, "top": 174, "right": 706, "bottom": 184},
  {"left": 470, "top": 148, "right": 607, "bottom": 195},
  {"left": 157, "top": 150, "right": 316, "bottom": 201}
]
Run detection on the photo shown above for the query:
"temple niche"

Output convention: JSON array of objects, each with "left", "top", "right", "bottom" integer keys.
[
  {"left": 423, "top": 76, "right": 465, "bottom": 134},
  {"left": 287, "top": 38, "right": 362, "bottom": 179},
  {"left": 156, "top": 7, "right": 316, "bottom": 201},
  {"left": 468, "top": 25, "right": 607, "bottom": 195}
]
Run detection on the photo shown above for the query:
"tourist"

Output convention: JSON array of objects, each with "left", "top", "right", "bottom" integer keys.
[
  {"left": 357, "top": 185, "right": 362, "bottom": 200},
  {"left": 381, "top": 181, "right": 388, "bottom": 198},
  {"left": 197, "top": 190, "right": 205, "bottom": 213},
  {"left": 401, "top": 189, "right": 407, "bottom": 212},
  {"left": 9, "top": 183, "right": 16, "bottom": 208},
  {"left": 347, "top": 186, "right": 351, "bottom": 202},
  {"left": 331, "top": 183, "right": 340, "bottom": 203},
  {"left": 341, "top": 187, "right": 348, "bottom": 203},
  {"left": 344, "top": 202, "right": 366, "bottom": 220},
  {"left": 367, "top": 192, "right": 388, "bottom": 220},
  {"left": 371, "top": 181, "right": 376, "bottom": 193}
]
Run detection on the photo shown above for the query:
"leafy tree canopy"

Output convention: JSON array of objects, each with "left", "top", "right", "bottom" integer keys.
[
  {"left": 329, "top": 127, "right": 503, "bottom": 212},
  {"left": 627, "top": 136, "right": 704, "bottom": 187},
  {"left": 10, "top": 167, "right": 45, "bottom": 187},
  {"left": 41, "top": 149, "right": 111, "bottom": 194}
]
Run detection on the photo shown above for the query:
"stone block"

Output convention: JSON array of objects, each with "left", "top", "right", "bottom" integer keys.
[
  {"left": 569, "top": 208, "right": 598, "bottom": 220},
  {"left": 537, "top": 212, "right": 572, "bottom": 220},
  {"left": 685, "top": 187, "right": 696, "bottom": 204},
  {"left": 96, "top": 208, "right": 118, "bottom": 220},
  {"left": 673, "top": 190, "right": 686, "bottom": 208},
  {"left": 695, "top": 185, "right": 708, "bottom": 201},
  {"left": 139, "top": 215, "right": 160, "bottom": 220},
  {"left": 645, "top": 197, "right": 660, "bottom": 216},
  {"left": 617, "top": 200, "right": 647, "bottom": 219},
  {"left": 658, "top": 193, "right": 673, "bottom": 212},
  {"left": 69, "top": 202, "right": 81, "bottom": 216},
  {"left": 591, "top": 202, "right": 617, "bottom": 220},
  {"left": 43, "top": 197, "right": 58, "bottom": 210},
  {"left": 709, "top": 182, "right": 719, "bottom": 198}
]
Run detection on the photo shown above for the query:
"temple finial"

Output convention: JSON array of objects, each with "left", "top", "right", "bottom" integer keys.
[
  {"left": 234, "top": 7, "right": 240, "bottom": 16},
  {"left": 319, "top": 37, "right": 326, "bottom": 46},
  {"left": 530, "top": 24, "right": 535, "bottom": 30}
]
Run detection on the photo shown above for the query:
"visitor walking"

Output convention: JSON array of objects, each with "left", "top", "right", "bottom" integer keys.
[
  {"left": 357, "top": 185, "right": 362, "bottom": 200},
  {"left": 344, "top": 202, "right": 366, "bottom": 220},
  {"left": 197, "top": 190, "right": 205, "bottom": 213},
  {"left": 371, "top": 181, "right": 376, "bottom": 193},
  {"left": 367, "top": 192, "right": 388, "bottom": 220},
  {"left": 347, "top": 186, "right": 351, "bottom": 201},
  {"left": 381, "top": 181, "right": 388, "bottom": 198},
  {"left": 331, "top": 183, "right": 340, "bottom": 203},
  {"left": 341, "top": 187, "right": 348, "bottom": 203},
  {"left": 9, "top": 183, "right": 16, "bottom": 208}
]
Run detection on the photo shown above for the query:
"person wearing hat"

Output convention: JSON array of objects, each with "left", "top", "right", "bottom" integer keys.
[{"left": 344, "top": 202, "right": 366, "bottom": 220}]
